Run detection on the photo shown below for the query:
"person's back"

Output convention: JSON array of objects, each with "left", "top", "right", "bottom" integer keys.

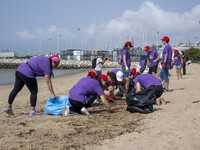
[
  {"left": 17, "top": 56, "right": 51, "bottom": 78},
  {"left": 134, "top": 74, "right": 162, "bottom": 89},
  {"left": 69, "top": 77, "right": 103, "bottom": 102}
]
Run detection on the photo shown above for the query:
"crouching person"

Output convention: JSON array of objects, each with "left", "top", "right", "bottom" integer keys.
[
  {"left": 63, "top": 74, "right": 116, "bottom": 116},
  {"left": 132, "top": 68, "right": 166, "bottom": 106}
]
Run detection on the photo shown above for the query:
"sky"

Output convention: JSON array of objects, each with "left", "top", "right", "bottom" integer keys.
[{"left": 0, "top": 0, "right": 200, "bottom": 55}]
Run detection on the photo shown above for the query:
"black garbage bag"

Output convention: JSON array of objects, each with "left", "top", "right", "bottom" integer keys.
[
  {"left": 126, "top": 87, "right": 156, "bottom": 114},
  {"left": 115, "top": 79, "right": 136, "bottom": 97}
]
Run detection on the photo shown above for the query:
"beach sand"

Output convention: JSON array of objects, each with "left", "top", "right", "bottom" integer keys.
[{"left": 0, "top": 65, "right": 200, "bottom": 150}]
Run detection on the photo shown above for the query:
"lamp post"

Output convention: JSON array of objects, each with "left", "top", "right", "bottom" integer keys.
[
  {"left": 77, "top": 28, "right": 80, "bottom": 49},
  {"left": 56, "top": 35, "right": 62, "bottom": 54},
  {"left": 156, "top": 31, "right": 159, "bottom": 51}
]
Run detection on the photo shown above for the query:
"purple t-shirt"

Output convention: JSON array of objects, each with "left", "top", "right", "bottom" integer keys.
[
  {"left": 111, "top": 69, "right": 121, "bottom": 74},
  {"left": 69, "top": 77, "right": 104, "bottom": 102},
  {"left": 173, "top": 54, "right": 182, "bottom": 65},
  {"left": 134, "top": 74, "right": 162, "bottom": 88},
  {"left": 162, "top": 44, "right": 172, "bottom": 63},
  {"left": 121, "top": 49, "right": 131, "bottom": 67},
  {"left": 17, "top": 56, "right": 51, "bottom": 78},
  {"left": 139, "top": 60, "right": 146, "bottom": 67},
  {"left": 147, "top": 50, "right": 159, "bottom": 67}
]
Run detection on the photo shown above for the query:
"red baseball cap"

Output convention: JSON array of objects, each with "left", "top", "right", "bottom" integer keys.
[
  {"left": 88, "top": 71, "right": 96, "bottom": 77},
  {"left": 161, "top": 36, "right": 170, "bottom": 42},
  {"left": 173, "top": 49, "right": 178, "bottom": 54},
  {"left": 100, "top": 74, "right": 108, "bottom": 81},
  {"left": 144, "top": 46, "right": 150, "bottom": 51},
  {"left": 125, "top": 41, "right": 133, "bottom": 47},
  {"left": 131, "top": 68, "right": 137, "bottom": 75}
]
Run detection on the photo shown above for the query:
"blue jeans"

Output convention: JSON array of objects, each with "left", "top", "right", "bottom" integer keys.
[
  {"left": 160, "top": 63, "right": 170, "bottom": 83},
  {"left": 121, "top": 66, "right": 130, "bottom": 77},
  {"left": 95, "top": 70, "right": 102, "bottom": 77}
]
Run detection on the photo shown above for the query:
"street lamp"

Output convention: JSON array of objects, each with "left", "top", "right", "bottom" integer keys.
[
  {"left": 156, "top": 31, "right": 159, "bottom": 51},
  {"left": 56, "top": 35, "right": 62, "bottom": 53}
]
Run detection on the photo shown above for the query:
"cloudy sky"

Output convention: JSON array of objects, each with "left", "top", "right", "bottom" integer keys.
[{"left": 0, "top": 0, "right": 200, "bottom": 55}]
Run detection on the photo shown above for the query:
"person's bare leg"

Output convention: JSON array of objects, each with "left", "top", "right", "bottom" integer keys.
[
  {"left": 176, "top": 70, "right": 179, "bottom": 80},
  {"left": 163, "top": 82, "right": 169, "bottom": 90},
  {"left": 160, "top": 97, "right": 166, "bottom": 105},
  {"left": 156, "top": 98, "right": 161, "bottom": 106}
]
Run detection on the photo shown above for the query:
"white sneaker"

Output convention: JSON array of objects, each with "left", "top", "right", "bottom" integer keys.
[
  {"left": 81, "top": 107, "right": 90, "bottom": 115},
  {"left": 62, "top": 106, "right": 70, "bottom": 116}
]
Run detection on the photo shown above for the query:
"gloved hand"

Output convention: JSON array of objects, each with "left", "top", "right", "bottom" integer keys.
[
  {"left": 182, "top": 63, "right": 184, "bottom": 67},
  {"left": 109, "top": 109, "right": 116, "bottom": 113},
  {"left": 153, "top": 60, "right": 157, "bottom": 63},
  {"left": 161, "top": 63, "right": 166, "bottom": 70},
  {"left": 125, "top": 66, "right": 129, "bottom": 72}
]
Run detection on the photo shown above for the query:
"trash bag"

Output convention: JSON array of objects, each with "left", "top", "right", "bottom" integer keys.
[
  {"left": 126, "top": 87, "right": 156, "bottom": 114},
  {"left": 115, "top": 79, "right": 136, "bottom": 97},
  {"left": 44, "top": 95, "right": 71, "bottom": 115}
]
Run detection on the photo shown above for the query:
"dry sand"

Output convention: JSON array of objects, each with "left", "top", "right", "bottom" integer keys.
[{"left": 0, "top": 65, "right": 200, "bottom": 150}]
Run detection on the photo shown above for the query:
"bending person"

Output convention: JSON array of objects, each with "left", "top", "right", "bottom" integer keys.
[
  {"left": 64, "top": 74, "right": 116, "bottom": 116},
  {"left": 132, "top": 69, "right": 166, "bottom": 106},
  {"left": 4, "top": 54, "right": 60, "bottom": 116}
]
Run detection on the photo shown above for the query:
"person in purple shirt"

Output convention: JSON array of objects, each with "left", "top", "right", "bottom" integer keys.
[
  {"left": 159, "top": 36, "right": 172, "bottom": 91},
  {"left": 172, "top": 49, "right": 183, "bottom": 80},
  {"left": 64, "top": 74, "right": 116, "bottom": 115},
  {"left": 111, "top": 69, "right": 130, "bottom": 99},
  {"left": 4, "top": 54, "right": 60, "bottom": 116},
  {"left": 144, "top": 45, "right": 160, "bottom": 75},
  {"left": 132, "top": 69, "right": 166, "bottom": 106},
  {"left": 120, "top": 41, "right": 132, "bottom": 77}
]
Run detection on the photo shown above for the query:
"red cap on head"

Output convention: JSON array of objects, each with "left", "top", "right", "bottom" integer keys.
[
  {"left": 144, "top": 46, "right": 150, "bottom": 52},
  {"left": 49, "top": 54, "right": 60, "bottom": 65},
  {"left": 174, "top": 49, "right": 178, "bottom": 54},
  {"left": 125, "top": 41, "right": 133, "bottom": 47},
  {"left": 131, "top": 68, "right": 137, "bottom": 75},
  {"left": 161, "top": 36, "right": 170, "bottom": 42},
  {"left": 99, "top": 74, "right": 108, "bottom": 81},
  {"left": 88, "top": 71, "right": 96, "bottom": 77}
]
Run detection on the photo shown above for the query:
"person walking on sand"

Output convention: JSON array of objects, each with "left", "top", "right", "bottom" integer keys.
[
  {"left": 159, "top": 36, "right": 172, "bottom": 91},
  {"left": 63, "top": 74, "right": 116, "bottom": 116},
  {"left": 131, "top": 68, "right": 166, "bottom": 106},
  {"left": 120, "top": 41, "right": 133, "bottom": 77},
  {"left": 172, "top": 49, "right": 183, "bottom": 80},
  {"left": 4, "top": 54, "right": 60, "bottom": 116},
  {"left": 144, "top": 45, "right": 159, "bottom": 75}
]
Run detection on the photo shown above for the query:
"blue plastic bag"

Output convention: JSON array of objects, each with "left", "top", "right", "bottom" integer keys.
[{"left": 44, "top": 95, "right": 72, "bottom": 115}]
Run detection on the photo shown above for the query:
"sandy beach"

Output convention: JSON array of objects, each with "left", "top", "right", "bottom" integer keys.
[{"left": 0, "top": 64, "right": 200, "bottom": 150}]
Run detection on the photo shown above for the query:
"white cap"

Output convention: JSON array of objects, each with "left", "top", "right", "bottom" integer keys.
[{"left": 116, "top": 71, "right": 123, "bottom": 82}]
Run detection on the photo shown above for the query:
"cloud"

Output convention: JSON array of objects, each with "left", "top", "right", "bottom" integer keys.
[
  {"left": 16, "top": 1, "right": 200, "bottom": 49},
  {"left": 16, "top": 29, "right": 35, "bottom": 40},
  {"left": 16, "top": 25, "right": 70, "bottom": 41},
  {"left": 89, "top": 1, "right": 200, "bottom": 46}
]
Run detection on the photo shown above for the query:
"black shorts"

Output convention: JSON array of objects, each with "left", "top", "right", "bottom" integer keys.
[
  {"left": 150, "top": 85, "right": 163, "bottom": 98},
  {"left": 148, "top": 66, "right": 158, "bottom": 74}
]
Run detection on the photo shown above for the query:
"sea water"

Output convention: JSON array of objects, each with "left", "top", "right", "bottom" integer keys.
[{"left": 0, "top": 68, "right": 85, "bottom": 85}]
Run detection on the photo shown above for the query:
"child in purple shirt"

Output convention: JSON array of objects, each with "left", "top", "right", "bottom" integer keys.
[
  {"left": 4, "top": 55, "right": 60, "bottom": 116},
  {"left": 173, "top": 49, "right": 183, "bottom": 80},
  {"left": 144, "top": 45, "right": 159, "bottom": 75}
]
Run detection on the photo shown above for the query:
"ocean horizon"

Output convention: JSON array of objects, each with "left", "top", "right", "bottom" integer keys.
[{"left": 0, "top": 68, "right": 86, "bottom": 85}]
